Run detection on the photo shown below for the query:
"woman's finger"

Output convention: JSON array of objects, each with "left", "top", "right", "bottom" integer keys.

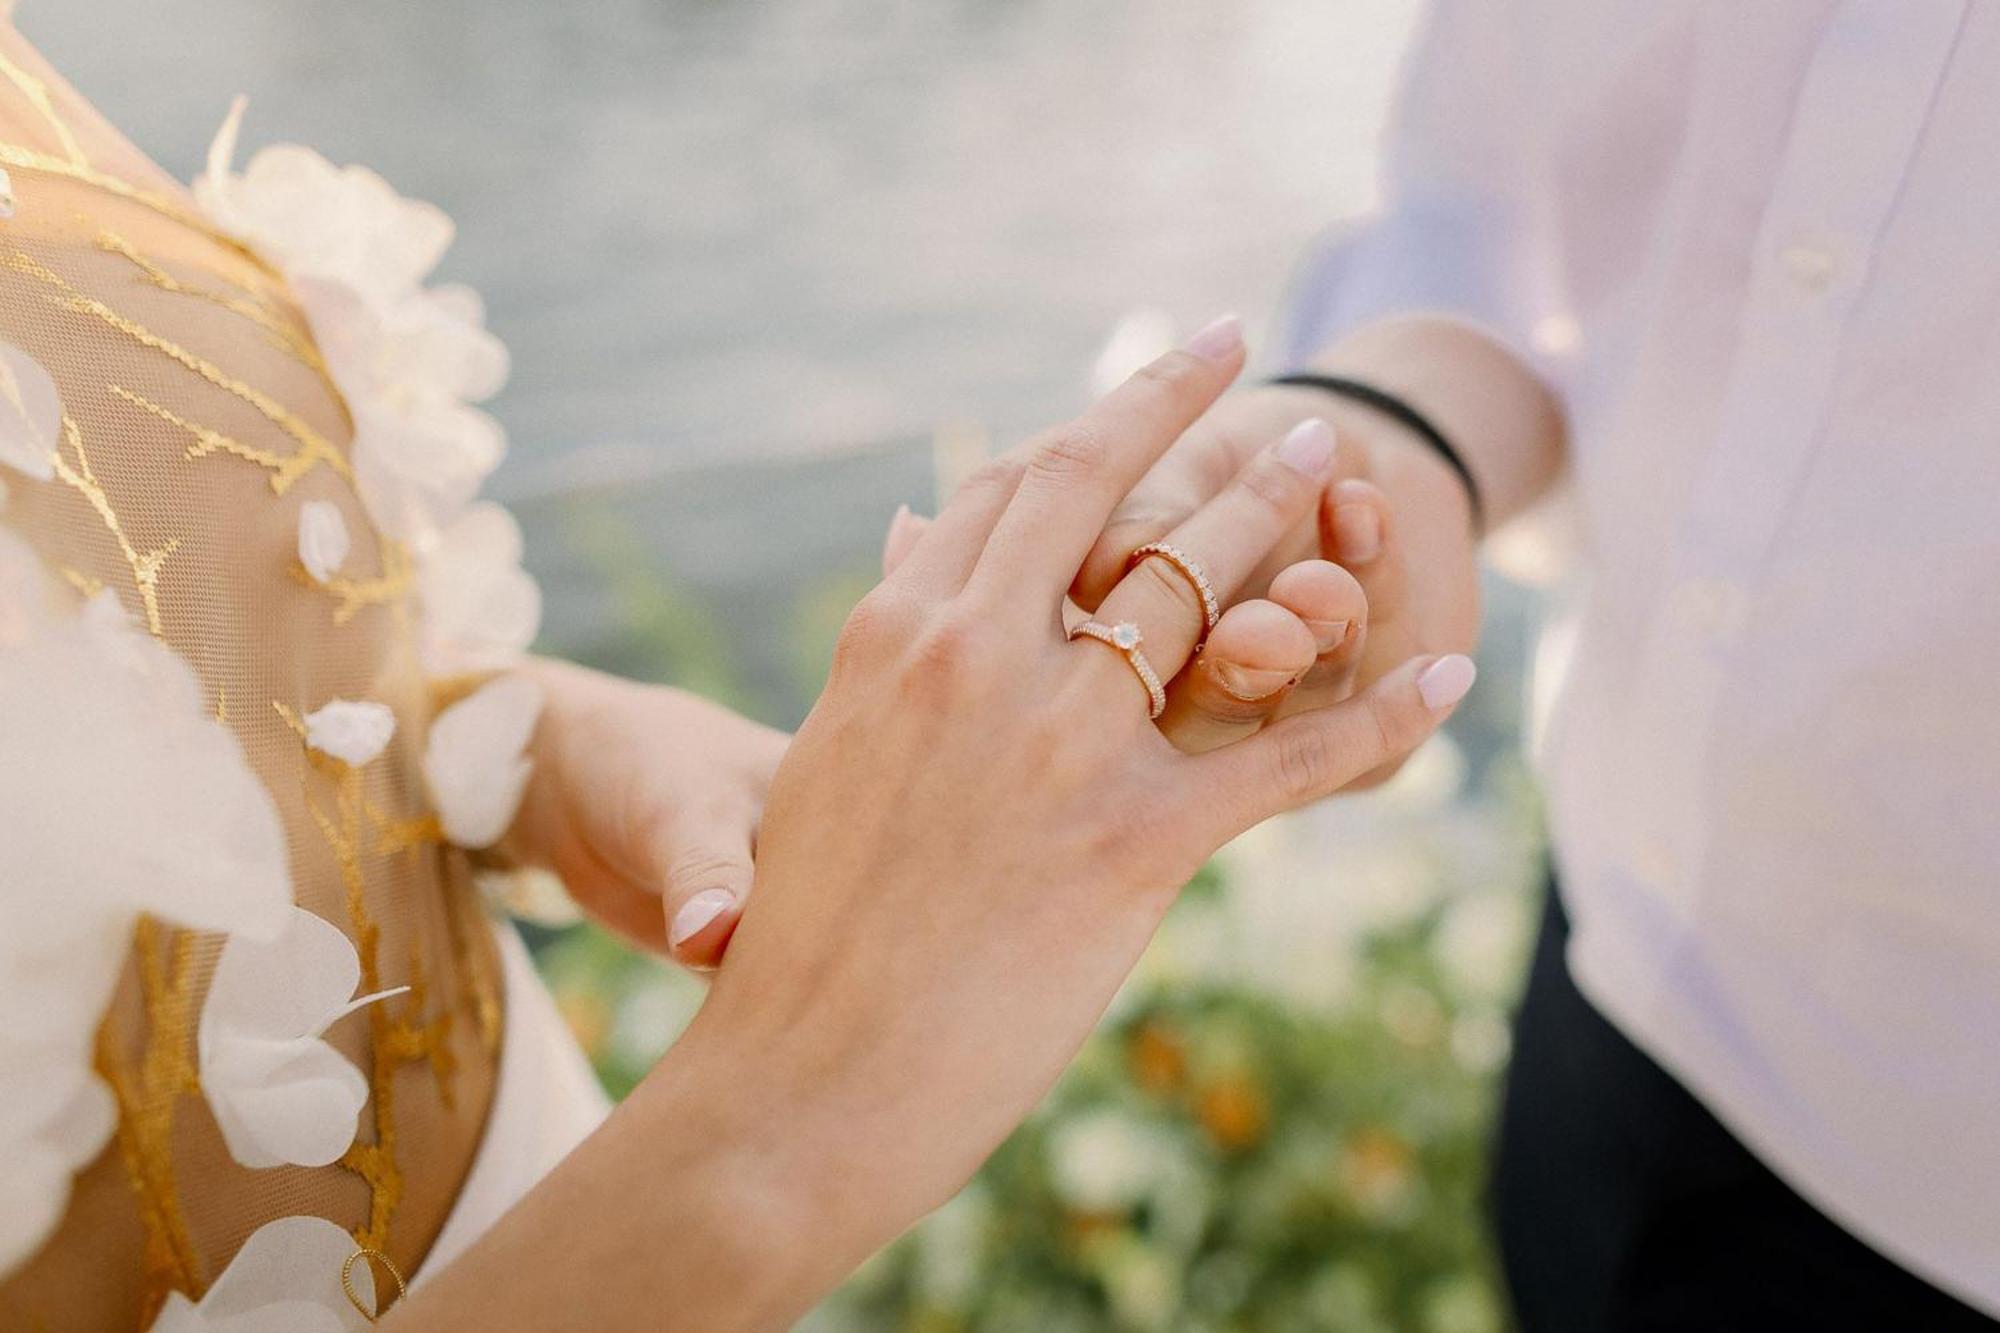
[
  {"left": 882, "top": 454, "right": 1026, "bottom": 595},
  {"left": 970, "top": 315, "right": 1245, "bottom": 602},
  {"left": 655, "top": 809, "right": 760, "bottom": 971},
  {"left": 1080, "top": 417, "right": 1336, "bottom": 698},
  {"left": 1155, "top": 599, "right": 1316, "bottom": 753},
  {"left": 1182, "top": 652, "right": 1476, "bottom": 838}
]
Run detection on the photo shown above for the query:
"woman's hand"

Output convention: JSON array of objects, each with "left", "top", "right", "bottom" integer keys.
[
  {"left": 394, "top": 318, "right": 1477, "bottom": 1331},
  {"left": 504, "top": 661, "right": 788, "bottom": 968}
]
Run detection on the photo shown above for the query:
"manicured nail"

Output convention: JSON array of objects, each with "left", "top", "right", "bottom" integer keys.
[
  {"left": 1417, "top": 654, "right": 1477, "bottom": 711},
  {"left": 1305, "top": 618, "right": 1350, "bottom": 653},
  {"left": 882, "top": 503, "right": 917, "bottom": 575},
  {"left": 1275, "top": 417, "right": 1336, "bottom": 478},
  {"left": 1336, "top": 501, "right": 1381, "bottom": 563},
  {"left": 670, "top": 889, "right": 735, "bottom": 947},
  {"left": 1213, "top": 661, "right": 1296, "bottom": 702},
  {"left": 1181, "top": 313, "right": 1243, "bottom": 362}
]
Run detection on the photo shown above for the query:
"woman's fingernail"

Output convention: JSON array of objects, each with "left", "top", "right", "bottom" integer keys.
[
  {"left": 670, "top": 889, "right": 735, "bottom": 947},
  {"left": 1213, "top": 661, "right": 1296, "bottom": 702},
  {"left": 881, "top": 503, "right": 917, "bottom": 574},
  {"left": 1336, "top": 502, "right": 1382, "bottom": 563},
  {"left": 1417, "top": 654, "right": 1477, "bottom": 711},
  {"left": 1305, "top": 618, "right": 1350, "bottom": 653},
  {"left": 1275, "top": 417, "right": 1336, "bottom": 478},
  {"left": 1181, "top": 313, "right": 1243, "bottom": 362}
]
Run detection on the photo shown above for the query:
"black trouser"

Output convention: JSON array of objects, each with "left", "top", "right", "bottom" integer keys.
[{"left": 1491, "top": 884, "right": 1996, "bottom": 1332}]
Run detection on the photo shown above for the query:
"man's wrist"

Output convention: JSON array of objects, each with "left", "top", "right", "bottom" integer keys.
[{"left": 1298, "top": 313, "right": 1567, "bottom": 527}]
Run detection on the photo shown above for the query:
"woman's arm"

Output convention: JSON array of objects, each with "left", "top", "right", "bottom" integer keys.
[{"left": 387, "top": 322, "right": 1474, "bottom": 1330}]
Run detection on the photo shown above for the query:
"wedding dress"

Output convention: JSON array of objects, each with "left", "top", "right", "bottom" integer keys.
[{"left": 0, "top": 41, "right": 604, "bottom": 1331}]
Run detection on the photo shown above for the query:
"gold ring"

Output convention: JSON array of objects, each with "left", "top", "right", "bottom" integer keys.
[
  {"left": 1070, "top": 619, "right": 1167, "bottom": 719},
  {"left": 1127, "top": 541, "right": 1219, "bottom": 636},
  {"left": 342, "top": 1246, "right": 408, "bottom": 1323}
]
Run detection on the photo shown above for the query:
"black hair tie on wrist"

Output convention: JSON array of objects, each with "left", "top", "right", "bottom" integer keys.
[{"left": 1269, "top": 372, "right": 1485, "bottom": 533}]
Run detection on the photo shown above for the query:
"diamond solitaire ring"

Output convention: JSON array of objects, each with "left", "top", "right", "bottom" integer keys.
[{"left": 1069, "top": 619, "right": 1167, "bottom": 719}]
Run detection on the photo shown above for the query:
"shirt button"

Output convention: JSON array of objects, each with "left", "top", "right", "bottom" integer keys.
[
  {"left": 1634, "top": 839, "right": 1679, "bottom": 891},
  {"left": 1778, "top": 238, "right": 1840, "bottom": 292},
  {"left": 1670, "top": 577, "right": 1749, "bottom": 641}
]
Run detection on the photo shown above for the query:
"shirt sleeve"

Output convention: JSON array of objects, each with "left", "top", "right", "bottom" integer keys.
[{"left": 1281, "top": 0, "right": 1561, "bottom": 373}]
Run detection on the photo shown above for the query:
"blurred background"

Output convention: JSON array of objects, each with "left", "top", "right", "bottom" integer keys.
[{"left": 28, "top": 2, "right": 1554, "bottom": 1328}]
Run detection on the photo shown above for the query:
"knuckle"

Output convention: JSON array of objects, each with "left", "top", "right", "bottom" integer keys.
[
  {"left": 960, "top": 454, "right": 1026, "bottom": 499},
  {"left": 662, "top": 848, "right": 750, "bottom": 896},
  {"left": 1235, "top": 454, "right": 1307, "bottom": 515},
  {"left": 1273, "top": 726, "right": 1338, "bottom": 801},
  {"left": 1366, "top": 690, "right": 1422, "bottom": 757},
  {"left": 900, "top": 610, "right": 993, "bottom": 701},
  {"left": 1128, "top": 352, "right": 1197, "bottom": 394},
  {"left": 1029, "top": 422, "right": 1110, "bottom": 481},
  {"left": 1128, "top": 553, "right": 1203, "bottom": 624},
  {"left": 830, "top": 591, "right": 907, "bottom": 677}
]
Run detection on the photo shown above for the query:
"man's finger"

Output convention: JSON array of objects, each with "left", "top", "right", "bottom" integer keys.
[
  {"left": 1155, "top": 599, "right": 1316, "bottom": 753},
  {"left": 1182, "top": 652, "right": 1476, "bottom": 836}
]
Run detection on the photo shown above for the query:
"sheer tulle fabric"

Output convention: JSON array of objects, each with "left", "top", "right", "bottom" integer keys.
[{"left": 0, "top": 65, "right": 503, "bottom": 1329}]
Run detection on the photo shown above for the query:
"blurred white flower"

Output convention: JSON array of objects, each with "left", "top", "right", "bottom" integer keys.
[
  {"left": 0, "top": 340, "right": 61, "bottom": 482},
  {"left": 1434, "top": 889, "right": 1534, "bottom": 1004},
  {"left": 1047, "top": 1109, "right": 1178, "bottom": 1214},
  {"left": 423, "top": 673, "right": 543, "bottom": 848},
  {"left": 419, "top": 502, "right": 541, "bottom": 673},
  {"left": 199, "top": 906, "right": 403, "bottom": 1170},
  {"left": 295, "top": 501, "right": 350, "bottom": 585},
  {"left": 1089, "top": 307, "right": 1177, "bottom": 399},
  {"left": 472, "top": 864, "right": 580, "bottom": 928},
  {"left": 150, "top": 1214, "right": 376, "bottom": 1332},
  {"left": 303, "top": 698, "right": 395, "bottom": 767},
  {"left": 0, "top": 551, "right": 292, "bottom": 1276},
  {"left": 0, "top": 165, "right": 15, "bottom": 219},
  {"left": 196, "top": 98, "right": 508, "bottom": 547}
]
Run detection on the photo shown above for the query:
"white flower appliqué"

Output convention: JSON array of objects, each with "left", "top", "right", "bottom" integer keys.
[
  {"left": 199, "top": 906, "right": 403, "bottom": 1170},
  {"left": 423, "top": 673, "right": 543, "bottom": 848},
  {"left": 0, "top": 534, "right": 293, "bottom": 1278},
  {"left": 302, "top": 698, "right": 396, "bottom": 767},
  {"left": 419, "top": 502, "right": 541, "bottom": 673},
  {"left": 150, "top": 1214, "right": 377, "bottom": 1332},
  {"left": 0, "top": 341, "right": 61, "bottom": 482},
  {"left": 196, "top": 97, "right": 508, "bottom": 549},
  {"left": 296, "top": 500, "right": 351, "bottom": 584}
]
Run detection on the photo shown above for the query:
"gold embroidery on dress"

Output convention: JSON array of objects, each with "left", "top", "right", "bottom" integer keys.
[
  {"left": 291, "top": 538, "right": 415, "bottom": 626},
  {"left": 0, "top": 50, "right": 86, "bottom": 167},
  {"left": 0, "top": 140, "right": 281, "bottom": 275},
  {"left": 95, "top": 228, "right": 336, "bottom": 393},
  {"left": 95, "top": 918, "right": 206, "bottom": 1323},
  {"left": 51, "top": 415, "right": 178, "bottom": 636},
  {"left": 276, "top": 702, "right": 461, "bottom": 1252},
  {"left": 4, "top": 249, "right": 352, "bottom": 494}
]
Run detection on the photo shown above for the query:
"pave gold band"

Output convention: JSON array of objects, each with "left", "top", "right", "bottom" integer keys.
[
  {"left": 1127, "top": 541, "right": 1219, "bottom": 636},
  {"left": 1069, "top": 619, "right": 1167, "bottom": 719}
]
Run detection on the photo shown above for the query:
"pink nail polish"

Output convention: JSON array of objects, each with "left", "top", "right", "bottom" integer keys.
[
  {"left": 1337, "top": 502, "right": 1382, "bottom": 564},
  {"left": 1417, "top": 654, "right": 1476, "bottom": 711},
  {"left": 1181, "top": 313, "right": 1243, "bottom": 362},
  {"left": 1275, "top": 417, "right": 1336, "bottom": 478},
  {"left": 670, "top": 889, "right": 735, "bottom": 947}
]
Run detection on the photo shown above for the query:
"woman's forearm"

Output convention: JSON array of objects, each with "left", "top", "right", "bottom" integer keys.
[{"left": 384, "top": 1027, "right": 863, "bottom": 1331}]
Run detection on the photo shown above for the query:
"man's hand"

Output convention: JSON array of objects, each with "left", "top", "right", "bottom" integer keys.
[
  {"left": 1072, "top": 314, "right": 1565, "bottom": 785},
  {"left": 504, "top": 659, "right": 789, "bottom": 969}
]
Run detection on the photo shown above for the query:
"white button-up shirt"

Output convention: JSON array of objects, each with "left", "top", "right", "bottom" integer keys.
[{"left": 1289, "top": 0, "right": 2000, "bottom": 1311}]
